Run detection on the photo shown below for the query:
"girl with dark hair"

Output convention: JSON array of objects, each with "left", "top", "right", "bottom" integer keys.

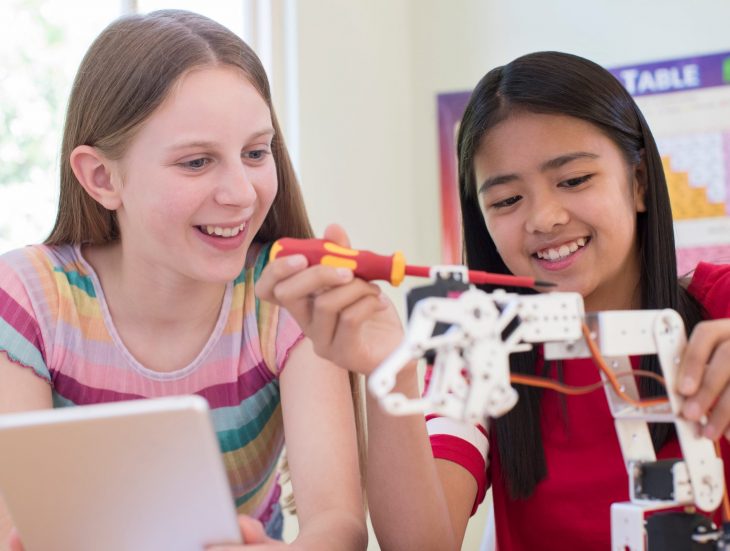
[
  {"left": 0, "top": 10, "right": 366, "bottom": 550},
  {"left": 258, "top": 51, "right": 730, "bottom": 550}
]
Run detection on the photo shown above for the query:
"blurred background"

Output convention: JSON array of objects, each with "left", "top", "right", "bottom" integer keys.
[{"left": 2, "top": 1, "right": 730, "bottom": 549}]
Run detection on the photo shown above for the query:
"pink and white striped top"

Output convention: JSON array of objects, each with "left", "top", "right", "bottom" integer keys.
[{"left": 0, "top": 242, "right": 303, "bottom": 537}]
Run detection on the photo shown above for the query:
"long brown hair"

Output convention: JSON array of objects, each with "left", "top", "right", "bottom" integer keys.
[
  {"left": 46, "top": 9, "right": 310, "bottom": 246},
  {"left": 46, "top": 9, "right": 367, "bottom": 509}
]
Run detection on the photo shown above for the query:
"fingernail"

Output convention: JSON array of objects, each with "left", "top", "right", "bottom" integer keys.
[
  {"left": 704, "top": 424, "right": 717, "bottom": 440},
  {"left": 285, "top": 254, "right": 307, "bottom": 268},
  {"left": 683, "top": 401, "right": 701, "bottom": 420},
  {"left": 336, "top": 268, "right": 353, "bottom": 280},
  {"left": 679, "top": 376, "right": 695, "bottom": 394}
]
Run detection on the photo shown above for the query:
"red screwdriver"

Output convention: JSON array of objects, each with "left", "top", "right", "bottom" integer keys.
[{"left": 270, "top": 238, "right": 555, "bottom": 288}]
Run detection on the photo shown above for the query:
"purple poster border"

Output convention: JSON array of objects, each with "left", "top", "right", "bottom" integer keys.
[
  {"left": 609, "top": 51, "right": 730, "bottom": 97},
  {"left": 436, "top": 91, "right": 471, "bottom": 263}
]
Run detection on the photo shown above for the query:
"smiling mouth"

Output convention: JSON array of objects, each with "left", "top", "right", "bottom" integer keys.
[
  {"left": 196, "top": 223, "right": 246, "bottom": 238},
  {"left": 534, "top": 237, "right": 589, "bottom": 261}
]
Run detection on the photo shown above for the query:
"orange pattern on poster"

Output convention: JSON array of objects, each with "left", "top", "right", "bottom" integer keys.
[{"left": 662, "top": 156, "right": 726, "bottom": 219}]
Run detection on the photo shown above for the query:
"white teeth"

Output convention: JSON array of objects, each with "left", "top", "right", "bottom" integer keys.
[
  {"left": 200, "top": 223, "right": 246, "bottom": 238},
  {"left": 536, "top": 238, "right": 587, "bottom": 261}
]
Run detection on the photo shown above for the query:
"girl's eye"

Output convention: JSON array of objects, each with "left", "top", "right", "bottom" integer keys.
[
  {"left": 243, "top": 148, "right": 271, "bottom": 162},
  {"left": 490, "top": 195, "right": 522, "bottom": 209},
  {"left": 180, "top": 158, "right": 210, "bottom": 170},
  {"left": 560, "top": 174, "right": 593, "bottom": 188}
]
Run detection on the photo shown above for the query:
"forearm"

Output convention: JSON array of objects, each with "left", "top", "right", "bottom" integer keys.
[
  {"left": 365, "top": 364, "right": 460, "bottom": 551},
  {"left": 281, "top": 342, "right": 368, "bottom": 551},
  {"left": 292, "top": 508, "right": 367, "bottom": 551}
]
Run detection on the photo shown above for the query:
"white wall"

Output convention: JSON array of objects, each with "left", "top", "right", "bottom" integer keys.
[
  {"left": 294, "top": 1, "right": 730, "bottom": 549},
  {"left": 297, "top": 0, "right": 415, "bottom": 254},
  {"left": 297, "top": 0, "right": 730, "bottom": 260}
]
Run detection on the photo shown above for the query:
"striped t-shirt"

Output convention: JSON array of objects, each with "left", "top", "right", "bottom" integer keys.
[{"left": 0, "top": 242, "right": 303, "bottom": 537}]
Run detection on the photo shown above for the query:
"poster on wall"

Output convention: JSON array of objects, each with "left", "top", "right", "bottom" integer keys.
[
  {"left": 437, "top": 51, "right": 730, "bottom": 273},
  {"left": 437, "top": 91, "right": 471, "bottom": 264}
]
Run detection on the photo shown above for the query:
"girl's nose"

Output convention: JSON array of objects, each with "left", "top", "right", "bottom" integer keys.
[
  {"left": 525, "top": 196, "right": 569, "bottom": 234},
  {"left": 215, "top": 164, "right": 257, "bottom": 207}
]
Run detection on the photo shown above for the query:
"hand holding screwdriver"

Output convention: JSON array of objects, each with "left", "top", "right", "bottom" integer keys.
[{"left": 270, "top": 238, "right": 554, "bottom": 288}]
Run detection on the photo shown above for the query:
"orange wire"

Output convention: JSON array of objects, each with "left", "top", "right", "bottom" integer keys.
[
  {"left": 582, "top": 323, "right": 730, "bottom": 520},
  {"left": 582, "top": 323, "right": 730, "bottom": 522},
  {"left": 580, "top": 323, "right": 669, "bottom": 408},
  {"left": 508, "top": 324, "right": 730, "bottom": 521},
  {"left": 510, "top": 370, "right": 666, "bottom": 396}
]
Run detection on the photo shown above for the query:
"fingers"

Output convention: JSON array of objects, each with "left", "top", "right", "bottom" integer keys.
[
  {"left": 266, "top": 264, "right": 358, "bottom": 326},
  {"left": 270, "top": 264, "right": 357, "bottom": 304},
  {"left": 255, "top": 254, "right": 309, "bottom": 304},
  {"left": 307, "top": 280, "right": 386, "bottom": 356},
  {"left": 255, "top": 226, "right": 358, "bottom": 311},
  {"left": 323, "top": 223, "right": 351, "bottom": 247},
  {"left": 8, "top": 528, "right": 25, "bottom": 551},
  {"left": 237, "top": 514, "right": 274, "bottom": 543},
  {"left": 678, "top": 320, "right": 730, "bottom": 439},
  {"left": 205, "top": 544, "right": 278, "bottom": 550},
  {"left": 677, "top": 320, "right": 720, "bottom": 396},
  {"left": 707, "top": 385, "right": 730, "bottom": 441},
  {"left": 206, "top": 515, "right": 274, "bottom": 549},
  {"left": 256, "top": 256, "right": 354, "bottom": 322},
  {"left": 682, "top": 342, "right": 730, "bottom": 438}
]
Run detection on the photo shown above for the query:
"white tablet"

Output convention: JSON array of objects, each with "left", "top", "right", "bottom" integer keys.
[{"left": 0, "top": 395, "right": 242, "bottom": 551}]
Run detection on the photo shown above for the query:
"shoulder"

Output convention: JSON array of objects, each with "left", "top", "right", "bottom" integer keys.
[
  {"left": 0, "top": 243, "right": 88, "bottom": 316},
  {"left": 0, "top": 245, "right": 62, "bottom": 291},
  {"left": 1, "top": 243, "right": 80, "bottom": 271},
  {"left": 1, "top": 244, "right": 50, "bottom": 270},
  {"left": 0, "top": 246, "right": 68, "bottom": 381},
  {"left": 687, "top": 262, "right": 730, "bottom": 318}
]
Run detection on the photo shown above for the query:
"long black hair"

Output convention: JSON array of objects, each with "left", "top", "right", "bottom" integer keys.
[{"left": 457, "top": 51, "right": 705, "bottom": 499}]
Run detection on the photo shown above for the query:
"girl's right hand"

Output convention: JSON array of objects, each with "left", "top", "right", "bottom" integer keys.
[
  {"left": 206, "top": 515, "right": 294, "bottom": 550},
  {"left": 256, "top": 224, "right": 405, "bottom": 376}
]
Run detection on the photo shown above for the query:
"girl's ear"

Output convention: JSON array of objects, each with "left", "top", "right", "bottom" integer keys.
[
  {"left": 69, "top": 145, "right": 122, "bottom": 210},
  {"left": 633, "top": 150, "right": 648, "bottom": 213}
]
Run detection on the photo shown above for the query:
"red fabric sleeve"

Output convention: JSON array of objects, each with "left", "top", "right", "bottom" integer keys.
[
  {"left": 431, "top": 433, "right": 488, "bottom": 515},
  {"left": 688, "top": 262, "right": 730, "bottom": 319}
]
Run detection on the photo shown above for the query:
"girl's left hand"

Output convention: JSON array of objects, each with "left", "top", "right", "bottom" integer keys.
[
  {"left": 206, "top": 514, "right": 301, "bottom": 550},
  {"left": 677, "top": 318, "right": 730, "bottom": 440}
]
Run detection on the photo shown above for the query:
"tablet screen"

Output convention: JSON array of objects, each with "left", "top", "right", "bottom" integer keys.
[{"left": 0, "top": 395, "right": 242, "bottom": 551}]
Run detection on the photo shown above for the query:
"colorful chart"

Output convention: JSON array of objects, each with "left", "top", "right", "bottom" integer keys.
[{"left": 611, "top": 51, "right": 730, "bottom": 274}]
